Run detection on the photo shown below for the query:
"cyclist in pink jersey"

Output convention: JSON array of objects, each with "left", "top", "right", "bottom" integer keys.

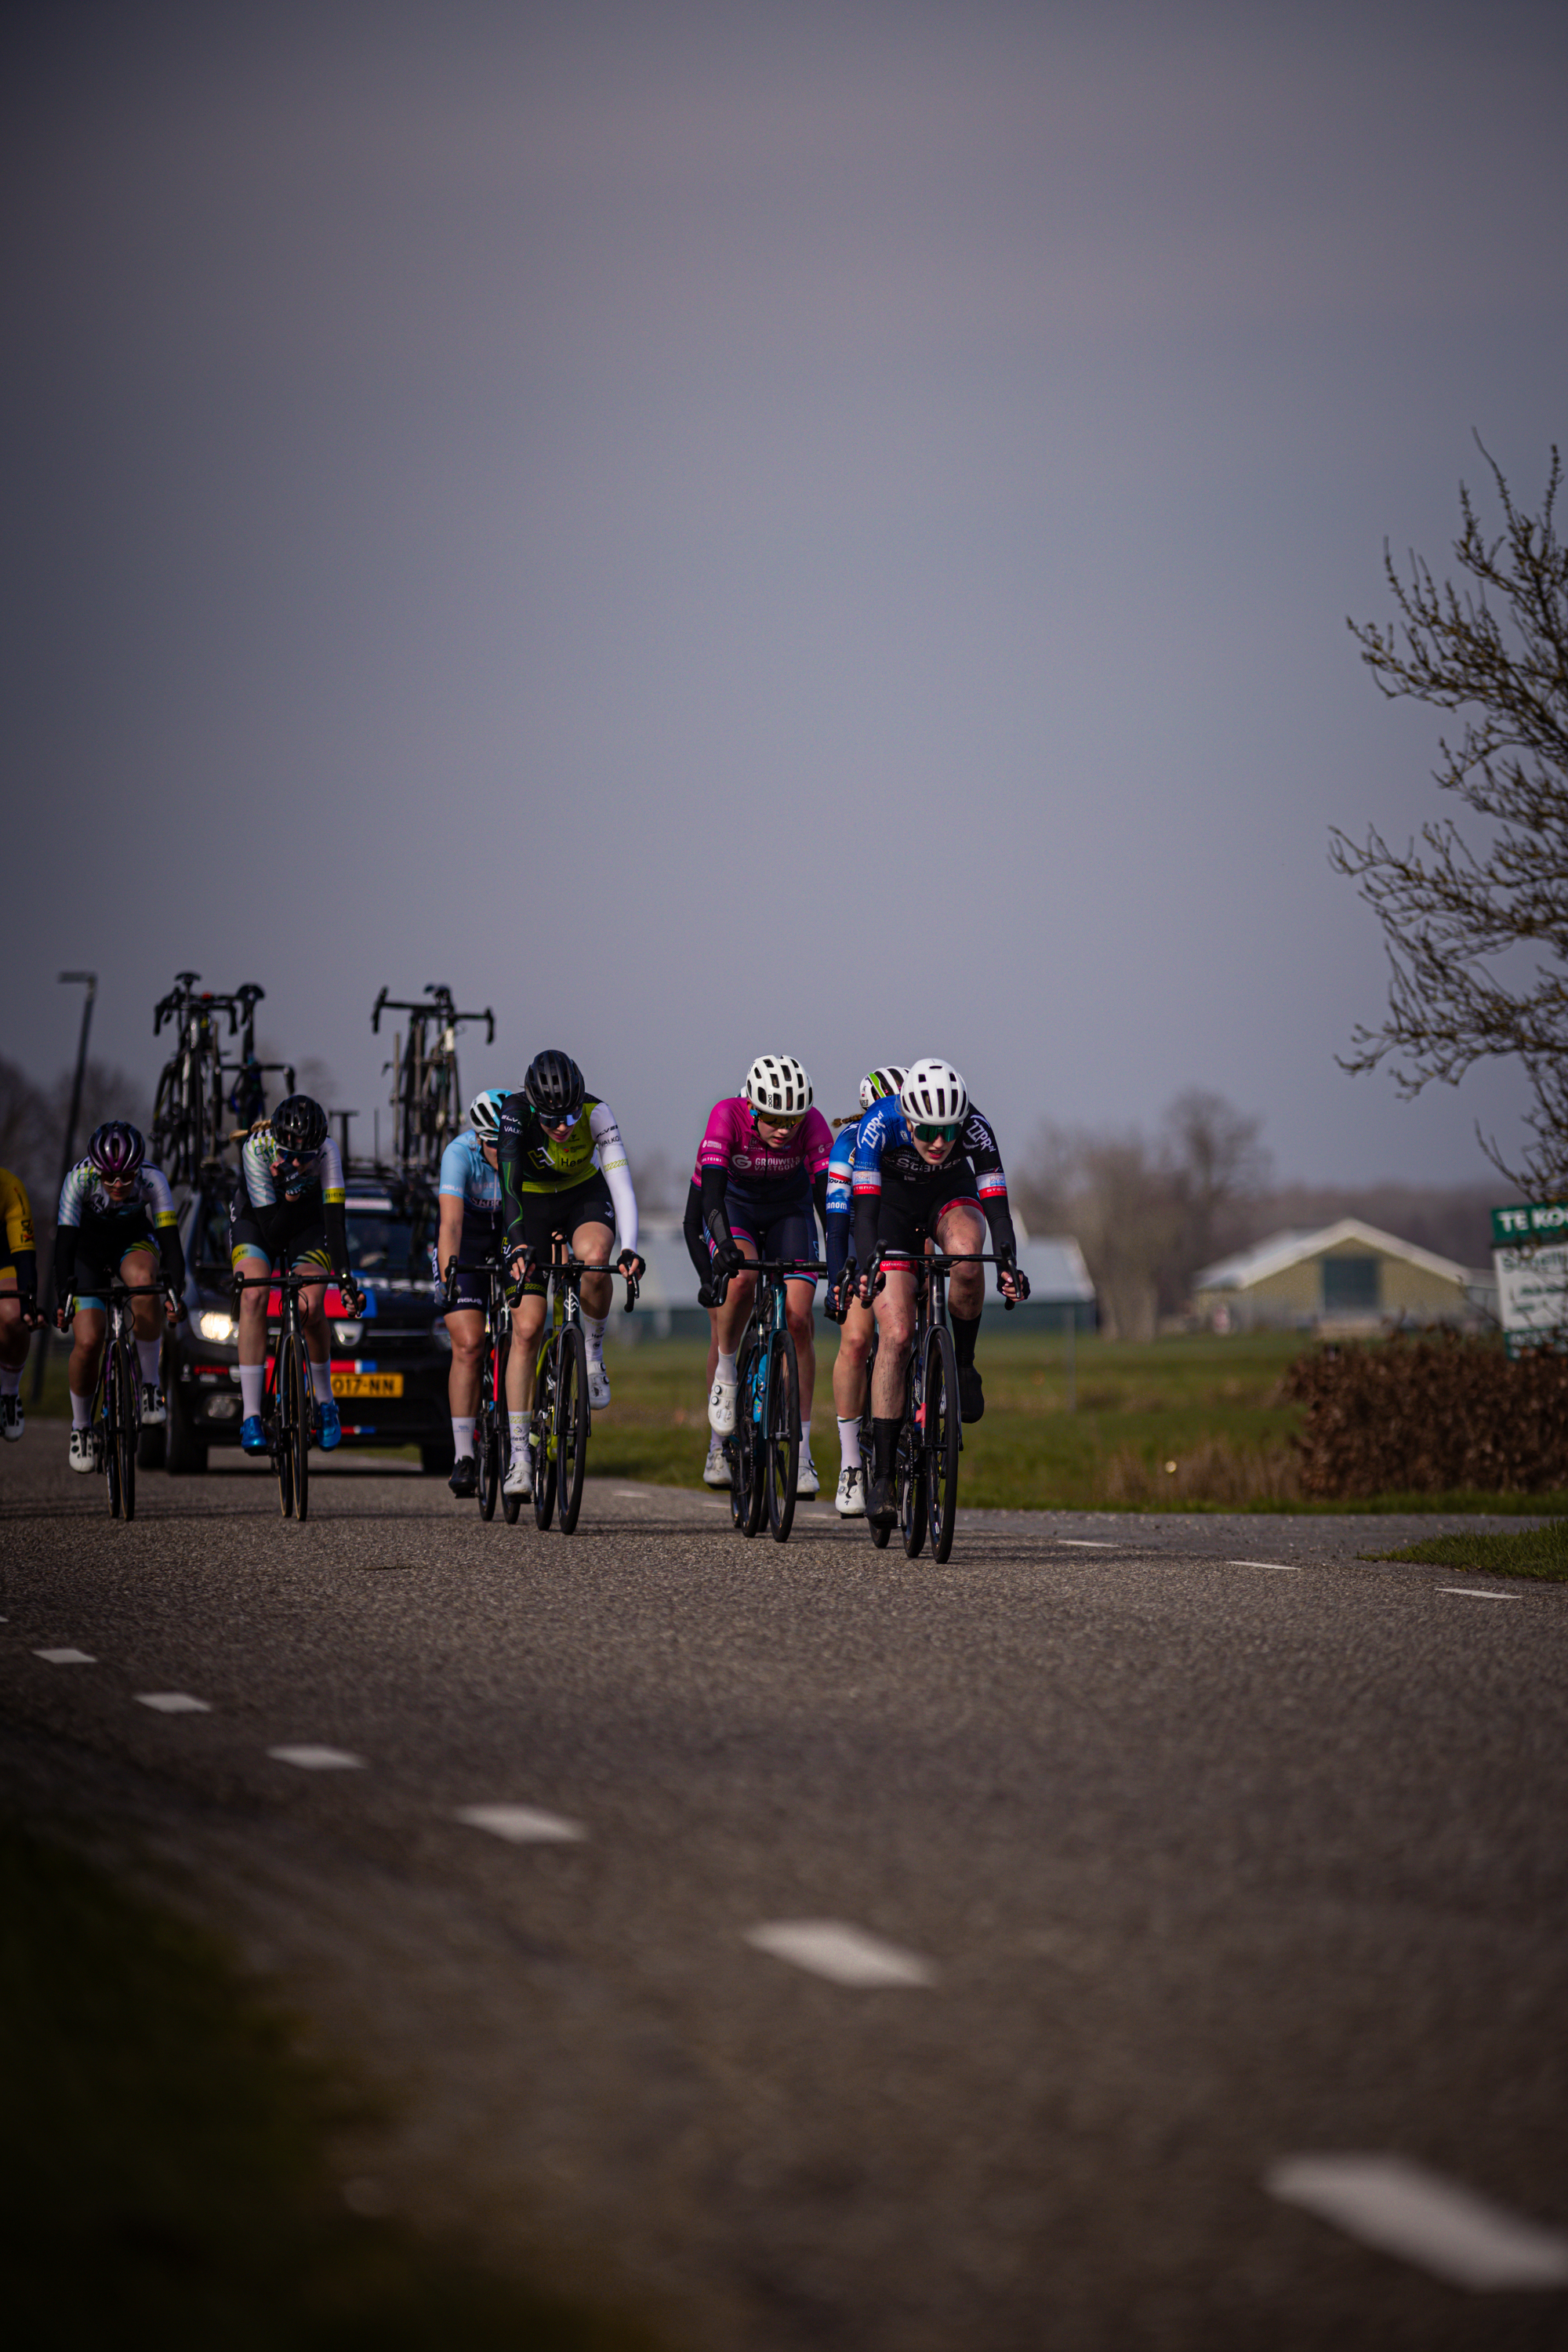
[{"left": 694, "top": 1054, "right": 833, "bottom": 1496}]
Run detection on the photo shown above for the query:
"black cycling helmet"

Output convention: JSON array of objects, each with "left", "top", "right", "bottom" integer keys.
[
  {"left": 270, "top": 1094, "right": 328, "bottom": 1154},
  {"left": 523, "top": 1051, "right": 586, "bottom": 1121}
]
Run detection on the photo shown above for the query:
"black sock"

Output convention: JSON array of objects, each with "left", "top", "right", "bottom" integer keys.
[
  {"left": 952, "top": 1311, "right": 979, "bottom": 1367},
  {"left": 873, "top": 1417, "right": 900, "bottom": 1479}
]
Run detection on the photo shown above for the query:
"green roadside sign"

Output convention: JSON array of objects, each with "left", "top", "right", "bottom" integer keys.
[{"left": 1491, "top": 1202, "right": 1568, "bottom": 1356}]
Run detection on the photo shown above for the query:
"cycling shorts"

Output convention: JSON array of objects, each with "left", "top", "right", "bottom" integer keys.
[
  {"left": 874, "top": 1165, "right": 981, "bottom": 1262},
  {"left": 717, "top": 1185, "right": 818, "bottom": 1286},
  {"left": 229, "top": 1189, "right": 332, "bottom": 1273},
  {"left": 508, "top": 1173, "right": 617, "bottom": 1298},
  {"left": 68, "top": 1213, "right": 159, "bottom": 1311},
  {"left": 438, "top": 1258, "right": 506, "bottom": 1316}
]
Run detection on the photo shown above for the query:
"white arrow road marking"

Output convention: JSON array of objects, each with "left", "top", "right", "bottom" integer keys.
[
  {"left": 1267, "top": 2154, "right": 1568, "bottom": 2289},
  {"left": 136, "top": 1692, "right": 212, "bottom": 1713},
  {"left": 34, "top": 1647, "right": 94, "bottom": 1664},
  {"left": 267, "top": 1744, "right": 365, "bottom": 1770},
  {"left": 1231, "top": 1559, "right": 1302, "bottom": 1573},
  {"left": 455, "top": 1804, "right": 585, "bottom": 1844},
  {"left": 1058, "top": 1539, "right": 1116, "bottom": 1549},
  {"left": 746, "top": 1920, "right": 936, "bottom": 1988}
]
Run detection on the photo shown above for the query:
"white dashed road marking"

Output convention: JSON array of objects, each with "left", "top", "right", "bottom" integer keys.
[
  {"left": 1267, "top": 2153, "right": 1568, "bottom": 2289},
  {"left": 612, "top": 1490, "right": 649, "bottom": 1501},
  {"left": 1439, "top": 1588, "right": 1521, "bottom": 1602},
  {"left": 136, "top": 1692, "right": 212, "bottom": 1714},
  {"left": 1232, "top": 1560, "right": 1302, "bottom": 1573},
  {"left": 34, "top": 1647, "right": 94, "bottom": 1664},
  {"left": 456, "top": 1803, "right": 585, "bottom": 1844},
  {"left": 267, "top": 1744, "right": 366, "bottom": 1770},
  {"left": 746, "top": 1920, "right": 937, "bottom": 1988},
  {"left": 1058, "top": 1539, "right": 1116, "bottom": 1549}
]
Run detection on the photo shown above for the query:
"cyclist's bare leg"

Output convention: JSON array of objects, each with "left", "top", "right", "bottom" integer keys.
[
  {"left": 935, "top": 1203, "right": 987, "bottom": 1316},
  {"left": 713, "top": 1236, "right": 759, "bottom": 1352},
  {"left": 445, "top": 1308, "right": 485, "bottom": 1418},
  {"left": 870, "top": 1263, "right": 917, "bottom": 1415},
  {"left": 572, "top": 1220, "right": 615, "bottom": 1320},
  {"left": 67, "top": 1306, "right": 107, "bottom": 1406},
  {"left": 831, "top": 1295, "right": 874, "bottom": 1422},
  {"left": 0, "top": 1276, "right": 28, "bottom": 1377},
  {"left": 123, "top": 1246, "right": 163, "bottom": 1344},
  {"left": 234, "top": 1253, "right": 274, "bottom": 1363},
  {"left": 296, "top": 1275, "right": 331, "bottom": 1365},
  {"left": 506, "top": 1287, "right": 548, "bottom": 1413},
  {"left": 785, "top": 1279, "right": 816, "bottom": 1421}
]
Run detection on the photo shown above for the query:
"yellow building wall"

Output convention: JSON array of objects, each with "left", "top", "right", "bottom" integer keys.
[{"left": 1198, "top": 1242, "right": 1468, "bottom": 1327}]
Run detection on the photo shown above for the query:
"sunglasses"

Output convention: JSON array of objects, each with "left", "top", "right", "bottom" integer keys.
[
  {"left": 543, "top": 1107, "right": 583, "bottom": 1131},
  {"left": 913, "top": 1121, "right": 960, "bottom": 1144}
]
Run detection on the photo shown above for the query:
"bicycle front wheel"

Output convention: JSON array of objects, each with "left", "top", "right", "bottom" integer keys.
[
  {"left": 114, "top": 1335, "right": 139, "bottom": 1522},
  {"left": 859, "top": 1338, "right": 891, "bottom": 1548},
  {"left": 764, "top": 1331, "right": 800, "bottom": 1544},
  {"left": 731, "top": 1334, "right": 764, "bottom": 1537},
  {"left": 926, "top": 1325, "right": 961, "bottom": 1563},
  {"left": 273, "top": 1334, "right": 296, "bottom": 1519},
  {"left": 557, "top": 1325, "right": 590, "bottom": 1534},
  {"left": 290, "top": 1340, "right": 312, "bottom": 1523},
  {"left": 477, "top": 1404, "right": 499, "bottom": 1520},
  {"left": 532, "top": 1342, "right": 557, "bottom": 1530},
  {"left": 898, "top": 1417, "right": 926, "bottom": 1559}
]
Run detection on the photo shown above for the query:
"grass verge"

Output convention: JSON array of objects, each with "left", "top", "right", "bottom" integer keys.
[
  {"left": 0, "top": 1818, "right": 655, "bottom": 2352},
  {"left": 1361, "top": 1521, "right": 1568, "bottom": 1581}
]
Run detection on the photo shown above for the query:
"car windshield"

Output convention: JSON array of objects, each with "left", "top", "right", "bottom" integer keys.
[{"left": 347, "top": 1210, "right": 423, "bottom": 1276}]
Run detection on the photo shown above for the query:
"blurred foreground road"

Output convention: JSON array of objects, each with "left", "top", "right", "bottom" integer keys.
[{"left": 3, "top": 1445, "right": 1566, "bottom": 2350}]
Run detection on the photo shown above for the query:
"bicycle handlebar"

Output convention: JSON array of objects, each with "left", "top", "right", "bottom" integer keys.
[
  {"left": 505, "top": 1247, "right": 641, "bottom": 1312},
  {"left": 371, "top": 985, "right": 496, "bottom": 1044},
  {"left": 699, "top": 1256, "right": 826, "bottom": 1308}
]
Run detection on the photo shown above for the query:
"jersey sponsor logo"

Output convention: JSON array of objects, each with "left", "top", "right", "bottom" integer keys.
[{"left": 732, "top": 1153, "right": 753, "bottom": 1171}]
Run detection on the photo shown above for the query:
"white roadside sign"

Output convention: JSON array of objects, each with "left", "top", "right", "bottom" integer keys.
[{"left": 1491, "top": 1203, "right": 1568, "bottom": 1356}]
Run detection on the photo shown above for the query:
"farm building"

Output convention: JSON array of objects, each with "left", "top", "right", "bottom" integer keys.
[{"left": 1192, "top": 1218, "right": 1484, "bottom": 1333}]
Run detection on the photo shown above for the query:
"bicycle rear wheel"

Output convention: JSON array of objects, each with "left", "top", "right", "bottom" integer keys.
[
  {"left": 730, "top": 1334, "right": 764, "bottom": 1537},
  {"left": 557, "top": 1325, "right": 590, "bottom": 1534},
  {"left": 114, "top": 1336, "right": 139, "bottom": 1521},
  {"left": 898, "top": 1417, "right": 926, "bottom": 1558},
  {"left": 764, "top": 1330, "right": 800, "bottom": 1543},
  {"left": 532, "top": 1342, "right": 557, "bottom": 1530},
  {"left": 926, "top": 1325, "right": 961, "bottom": 1563}
]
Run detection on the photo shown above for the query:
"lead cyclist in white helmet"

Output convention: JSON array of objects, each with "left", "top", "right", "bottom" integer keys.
[{"left": 844, "top": 1058, "right": 1028, "bottom": 1527}]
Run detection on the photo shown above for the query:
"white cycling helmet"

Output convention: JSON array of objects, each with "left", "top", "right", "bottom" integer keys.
[
  {"left": 744, "top": 1054, "right": 813, "bottom": 1119},
  {"left": 858, "top": 1065, "right": 906, "bottom": 1112},
  {"left": 468, "top": 1087, "right": 508, "bottom": 1140},
  {"left": 900, "top": 1058, "right": 967, "bottom": 1127}
]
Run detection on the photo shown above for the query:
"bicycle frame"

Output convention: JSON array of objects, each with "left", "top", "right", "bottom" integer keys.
[
  {"left": 231, "top": 1269, "right": 331, "bottom": 1522},
  {"left": 714, "top": 1256, "right": 825, "bottom": 1544},
  {"left": 444, "top": 1255, "right": 515, "bottom": 1523},
  {"left": 89, "top": 1277, "right": 167, "bottom": 1522},
  {"left": 855, "top": 1247, "right": 1008, "bottom": 1563},
  {"left": 517, "top": 1241, "right": 637, "bottom": 1536}
]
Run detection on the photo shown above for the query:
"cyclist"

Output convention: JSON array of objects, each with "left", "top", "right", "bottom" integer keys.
[
  {"left": 848, "top": 1058, "right": 1028, "bottom": 1527},
  {"left": 53, "top": 1124, "right": 186, "bottom": 1471},
  {"left": 695, "top": 1054, "right": 833, "bottom": 1498},
  {"left": 436, "top": 1087, "right": 510, "bottom": 1498},
  {"left": 497, "top": 1051, "right": 643, "bottom": 1497},
  {"left": 0, "top": 1166, "right": 42, "bottom": 1440},
  {"left": 821, "top": 1065, "right": 905, "bottom": 1515},
  {"left": 230, "top": 1095, "right": 364, "bottom": 1457}
]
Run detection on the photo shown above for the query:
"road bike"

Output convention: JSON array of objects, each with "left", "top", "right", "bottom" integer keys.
[
  {"left": 444, "top": 1254, "right": 516, "bottom": 1523},
  {"left": 84, "top": 1276, "right": 174, "bottom": 1521},
  {"left": 372, "top": 985, "right": 495, "bottom": 1178},
  {"left": 706, "top": 1256, "right": 824, "bottom": 1544},
  {"left": 853, "top": 1248, "right": 1013, "bottom": 1564},
  {"left": 153, "top": 972, "right": 292, "bottom": 1182},
  {"left": 231, "top": 1268, "right": 359, "bottom": 1522},
  {"left": 518, "top": 1243, "right": 638, "bottom": 1535}
]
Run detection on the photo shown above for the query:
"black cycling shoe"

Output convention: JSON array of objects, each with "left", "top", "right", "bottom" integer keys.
[
  {"left": 448, "top": 1455, "right": 479, "bottom": 1498},
  {"left": 866, "top": 1472, "right": 898, "bottom": 1527},
  {"left": 957, "top": 1364, "right": 985, "bottom": 1423}
]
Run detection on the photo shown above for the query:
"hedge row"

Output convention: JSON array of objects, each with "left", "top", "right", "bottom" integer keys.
[{"left": 1278, "top": 1329, "right": 1568, "bottom": 1497}]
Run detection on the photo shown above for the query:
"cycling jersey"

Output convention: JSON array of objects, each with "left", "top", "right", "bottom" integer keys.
[
  {"left": 0, "top": 1166, "right": 36, "bottom": 1295},
  {"left": 437, "top": 1128, "right": 504, "bottom": 1266},
  {"left": 850, "top": 1101, "right": 1016, "bottom": 1268},
  {"left": 238, "top": 1127, "right": 347, "bottom": 1210},
  {"left": 234, "top": 1126, "right": 349, "bottom": 1274},
  {"left": 694, "top": 1096, "right": 833, "bottom": 1200},
  {"left": 55, "top": 1157, "right": 183, "bottom": 1305},
  {"left": 499, "top": 1093, "right": 638, "bottom": 1258},
  {"left": 823, "top": 1115, "right": 866, "bottom": 1288}
]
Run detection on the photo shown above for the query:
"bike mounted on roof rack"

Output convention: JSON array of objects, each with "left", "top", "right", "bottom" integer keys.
[
  {"left": 151, "top": 974, "right": 296, "bottom": 1188},
  {"left": 371, "top": 984, "right": 496, "bottom": 1179}
]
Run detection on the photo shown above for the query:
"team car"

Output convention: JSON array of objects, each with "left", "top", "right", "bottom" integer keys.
[{"left": 153, "top": 1171, "right": 455, "bottom": 1473}]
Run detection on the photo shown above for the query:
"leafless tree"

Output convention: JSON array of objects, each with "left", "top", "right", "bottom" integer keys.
[{"left": 1333, "top": 441, "right": 1568, "bottom": 1196}]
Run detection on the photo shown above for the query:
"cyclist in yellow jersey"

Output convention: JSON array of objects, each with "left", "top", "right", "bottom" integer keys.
[
  {"left": 0, "top": 1166, "right": 42, "bottom": 1440},
  {"left": 496, "top": 1051, "right": 643, "bottom": 1497}
]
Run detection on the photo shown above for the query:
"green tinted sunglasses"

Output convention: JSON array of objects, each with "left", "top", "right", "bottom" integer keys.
[{"left": 913, "top": 1120, "right": 960, "bottom": 1143}]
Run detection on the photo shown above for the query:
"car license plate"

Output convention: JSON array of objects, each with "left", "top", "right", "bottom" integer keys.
[{"left": 334, "top": 1373, "right": 403, "bottom": 1398}]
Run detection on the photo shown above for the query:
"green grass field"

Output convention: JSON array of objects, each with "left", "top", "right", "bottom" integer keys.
[{"left": 1364, "top": 1520, "right": 1568, "bottom": 1580}]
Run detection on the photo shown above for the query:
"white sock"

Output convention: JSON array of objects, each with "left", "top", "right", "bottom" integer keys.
[
  {"left": 71, "top": 1390, "right": 93, "bottom": 1431},
  {"left": 717, "top": 1350, "right": 737, "bottom": 1385},
  {"left": 800, "top": 1417, "right": 811, "bottom": 1455},
  {"left": 239, "top": 1364, "right": 265, "bottom": 1417},
  {"left": 310, "top": 1358, "right": 333, "bottom": 1403},
  {"left": 837, "top": 1416, "right": 861, "bottom": 1470},
  {"left": 0, "top": 1365, "right": 19, "bottom": 1397},
  {"left": 509, "top": 1411, "right": 529, "bottom": 1453},
  {"left": 452, "top": 1415, "right": 476, "bottom": 1458},
  {"left": 136, "top": 1338, "right": 162, "bottom": 1387},
  {"left": 584, "top": 1313, "right": 608, "bottom": 1363}
]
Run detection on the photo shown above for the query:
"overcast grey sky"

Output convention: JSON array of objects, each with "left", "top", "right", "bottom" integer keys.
[{"left": 5, "top": 0, "right": 1565, "bottom": 1186}]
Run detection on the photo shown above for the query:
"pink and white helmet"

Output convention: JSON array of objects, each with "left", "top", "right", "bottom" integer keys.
[{"left": 87, "top": 1121, "right": 146, "bottom": 1181}]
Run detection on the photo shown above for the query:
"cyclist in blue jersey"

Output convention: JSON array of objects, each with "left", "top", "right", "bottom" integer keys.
[
  {"left": 848, "top": 1058, "right": 1027, "bottom": 1527},
  {"left": 436, "top": 1087, "right": 510, "bottom": 1497},
  {"left": 822, "top": 1065, "right": 904, "bottom": 1516}
]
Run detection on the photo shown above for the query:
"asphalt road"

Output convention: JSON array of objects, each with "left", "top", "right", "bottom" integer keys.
[{"left": 4, "top": 1439, "right": 1567, "bottom": 2351}]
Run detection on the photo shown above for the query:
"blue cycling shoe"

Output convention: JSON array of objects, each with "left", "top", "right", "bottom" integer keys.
[
  {"left": 241, "top": 1414, "right": 268, "bottom": 1455},
  {"left": 318, "top": 1397, "right": 342, "bottom": 1450}
]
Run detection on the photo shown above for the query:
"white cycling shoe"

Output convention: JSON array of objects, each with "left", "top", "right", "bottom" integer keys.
[
  {"left": 140, "top": 1383, "right": 167, "bottom": 1427},
  {"left": 835, "top": 1463, "right": 866, "bottom": 1516},
  {"left": 796, "top": 1448, "right": 819, "bottom": 1499},
  {"left": 503, "top": 1450, "right": 532, "bottom": 1498},
  {"left": 707, "top": 1377, "right": 736, "bottom": 1434},
  {"left": 1, "top": 1392, "right": 23, "bottom": 1442},
  {"left": 586, "top": 1359, "right": 611, "bottom": 1410},
  {"left": 68, "top": 1427, "right": 96, "bottom": 1474},
  {"left": 702, "top": 1434, "right": 730, "bottom": 1488}
]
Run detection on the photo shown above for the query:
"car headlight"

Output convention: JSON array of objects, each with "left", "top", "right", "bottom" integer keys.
[
  {"left": 198, "top": 1308, "right": 237, "bottom": 1343},
  {"left": 333, "top": 1320, "right": 363, "bottom": 1347}
]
